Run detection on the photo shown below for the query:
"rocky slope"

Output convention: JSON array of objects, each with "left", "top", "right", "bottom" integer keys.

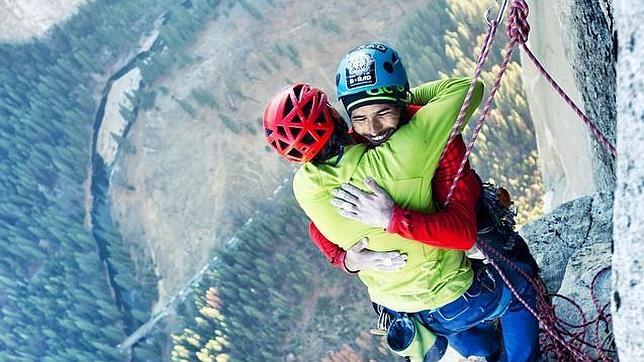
[
  {"left": 519, "top": 194, "right": 613, "bottom": 360},
  {"left": 0, "top": 0, "right": 86, "bottom": 42},
  {"left": 521, "top": 194, "right": 613, "bottom": 293}
]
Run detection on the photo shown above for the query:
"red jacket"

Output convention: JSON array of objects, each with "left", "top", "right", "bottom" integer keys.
[{"left": 308, "top": 133, "right": 481, "bottom": 272}]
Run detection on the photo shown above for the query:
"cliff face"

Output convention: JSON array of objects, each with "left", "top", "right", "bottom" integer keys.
[
  {"left": 612, "top": 0, "right": 644, "bottom": 359},
  {"left": 521, "top": 0, "right": 596, "bottom": 211},
  {"left": 519, "top": 0, "right": 635, "bottom": 359},
  {"left": 556, "top": 0, "right": 617, "bottom": 194},
  {"left": 523, "top": 0, "right": 616, "bottom": 210},
  {"left": 522, "top": 0, "right": 644, "bottom": 360}
]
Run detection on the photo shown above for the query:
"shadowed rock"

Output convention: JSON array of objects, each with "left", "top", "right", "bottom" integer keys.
[{"left": 520, "top": 193, "right": 612, "bottom": 292}]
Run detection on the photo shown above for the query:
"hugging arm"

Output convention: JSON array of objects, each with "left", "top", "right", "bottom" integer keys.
[
  {"left": 309, "top": 222, "right": 406, "bottom": 273},
  {"left": 312, "top": 135, "right": 480, "bottom": 273},
  {"left": 386, "top": 135, "right": 480, "bottom": 250},
  {"left": 333, "top": 135, "right": 480, "bottom": 250}
]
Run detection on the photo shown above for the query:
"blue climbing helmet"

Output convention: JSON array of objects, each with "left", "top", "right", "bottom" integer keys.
[{"left": 335, "top": 42, "right": 410, "bottom": 114}]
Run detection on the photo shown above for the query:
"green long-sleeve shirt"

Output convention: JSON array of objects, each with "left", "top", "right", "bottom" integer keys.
[{"left": 293, "top": 77, "right": 484, "bottom": 312}]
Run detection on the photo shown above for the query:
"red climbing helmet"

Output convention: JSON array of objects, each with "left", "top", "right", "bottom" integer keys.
[{"left": 263, "top": 83, "right": 336, "bottom": 163}]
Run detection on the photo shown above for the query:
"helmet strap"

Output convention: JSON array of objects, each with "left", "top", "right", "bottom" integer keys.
[{"left": 396, "top": 95, "right": 411, "bottom": 127}]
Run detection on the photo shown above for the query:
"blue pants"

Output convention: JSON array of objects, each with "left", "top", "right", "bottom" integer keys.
[{"left": 416, "top": 261, "right": 539, "bottom": 362}]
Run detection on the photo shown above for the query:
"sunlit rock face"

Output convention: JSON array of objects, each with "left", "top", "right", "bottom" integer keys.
[
  {"left": 521, "top": 0, "right": 596, "bottom": 211},
  {"left": 555, "top": 0, "right": 617, "bottom": 195},
  {"left": 0, "top": 0, "right": 86, "bottom": 42},
  {"left": 523, "top": 0, "right": 617, "bottom": 210},
  {"left": 613, "top": 0, "right": 644, "bottom": 359}
]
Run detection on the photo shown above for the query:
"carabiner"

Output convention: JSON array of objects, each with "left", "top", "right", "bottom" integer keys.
[{"left": 485, "top": 0, "right": 510, "bottom": 26}]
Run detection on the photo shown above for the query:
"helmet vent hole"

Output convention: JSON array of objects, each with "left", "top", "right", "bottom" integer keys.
[
  {"left": 314, "top": 112, "right": 328, "bottom": 125},
  {"left": 277, "top": 125, "right": 287, "bottom": 136},
  {"left": 391, "top": 52, "right": 399, "bottom": 64},
  {"left": 292, "top": 84, "right": 304, "bottom": 98},
  {"left": 287, "top": 148, "right": 303, "bottom": 159},
  {"left": 291, "top": 115, "right": 302, "bottom": 123},
  {"left": 315, "top": 129, "right": 327, "bottom": 137},
  {"left": 302, "top": 100, "right": 313, "bottom": 115},
  {"left": 265, "top": 129, "right": 273, "bottom": 137},
  {"left": 383, "top": 61, "right": 394, "bottom": 73},
  {"left": 335, "top": 73, "right": 341, "bottom": 86},
  {"left": 283, "top": 96, "right": 295, "bottom": 117},
  {"left": 291, "top": 127, "right": 302, "bottom": 138},
  {"left": 277, "top": 139, "right": 289, "bottom": 150},
  {"left": 301, "top": 133, "right": 316, "bottom": 145}
]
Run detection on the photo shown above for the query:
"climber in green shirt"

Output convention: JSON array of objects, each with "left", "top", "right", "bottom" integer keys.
[
  {"left": 263, "top": 42, "right": 539, "bottom": 362},
  {"left": 292, "top": 76, "right": 481, "bottom": 312}
]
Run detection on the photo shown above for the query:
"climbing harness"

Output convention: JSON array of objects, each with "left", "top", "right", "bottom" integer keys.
[
  {"left": 441, "top": 0, "right": 617, "bottom": 360},
  {"left": 476, "top": 183, "right": 540, "bottom": 275}
]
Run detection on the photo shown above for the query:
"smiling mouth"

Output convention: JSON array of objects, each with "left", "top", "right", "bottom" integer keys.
[{"left": 368, "top": 129, "right": 394, "bottom": 144}]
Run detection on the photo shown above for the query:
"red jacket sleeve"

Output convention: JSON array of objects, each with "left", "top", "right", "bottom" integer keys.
[
  {"left": 387, "top": 135, "right": 481, "bottom": 250},
  {"left": 308, "top": 221, "right": 353, "bottom": 273}
]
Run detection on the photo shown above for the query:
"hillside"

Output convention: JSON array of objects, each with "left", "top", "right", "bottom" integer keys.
[
  {"left": 0, "top": 0, "right": 550, "bottom": 360},
  {"left": 109, "top": 0, "right": 433, "bottom": 311},
  {"left": 0, "top": 0, "right": 86, "bottom": 42}
]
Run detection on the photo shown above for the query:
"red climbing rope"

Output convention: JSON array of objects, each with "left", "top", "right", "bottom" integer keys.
[
  {"left": 480, "top": 241, "right": 616, "bottom": 361},
  {"left": 439, "top": 2, "right": 504, "bottom": 165},
  {"left": 441, "top": 0, "right": 618, "bottom": 360},
  {"left": 481, "top": 243, "right": 589, "bottom": 361},
  {"left": 520, "top": 45, "right": 618, "bottom": 158}
]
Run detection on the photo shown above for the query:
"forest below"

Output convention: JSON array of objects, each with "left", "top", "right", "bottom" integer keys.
[
  {"left": 170, "top": 0, "right": 544, "bottom": 361},
  {"left": 0, "top": 0, "right": 543, "bottom": 361}
]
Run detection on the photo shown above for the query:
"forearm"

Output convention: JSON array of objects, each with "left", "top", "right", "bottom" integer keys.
[
  {"left": 386, "top": 135, "right": 481, "bottom": 249},
  {"left": 308, "top": 222, "right": 351, "bottom": 273},
  {"left": 387, "top": 175, "right": 479, "bottom": 250},
  {"left": 410, "top": 77, "right": 484, "bottom": 127}
]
